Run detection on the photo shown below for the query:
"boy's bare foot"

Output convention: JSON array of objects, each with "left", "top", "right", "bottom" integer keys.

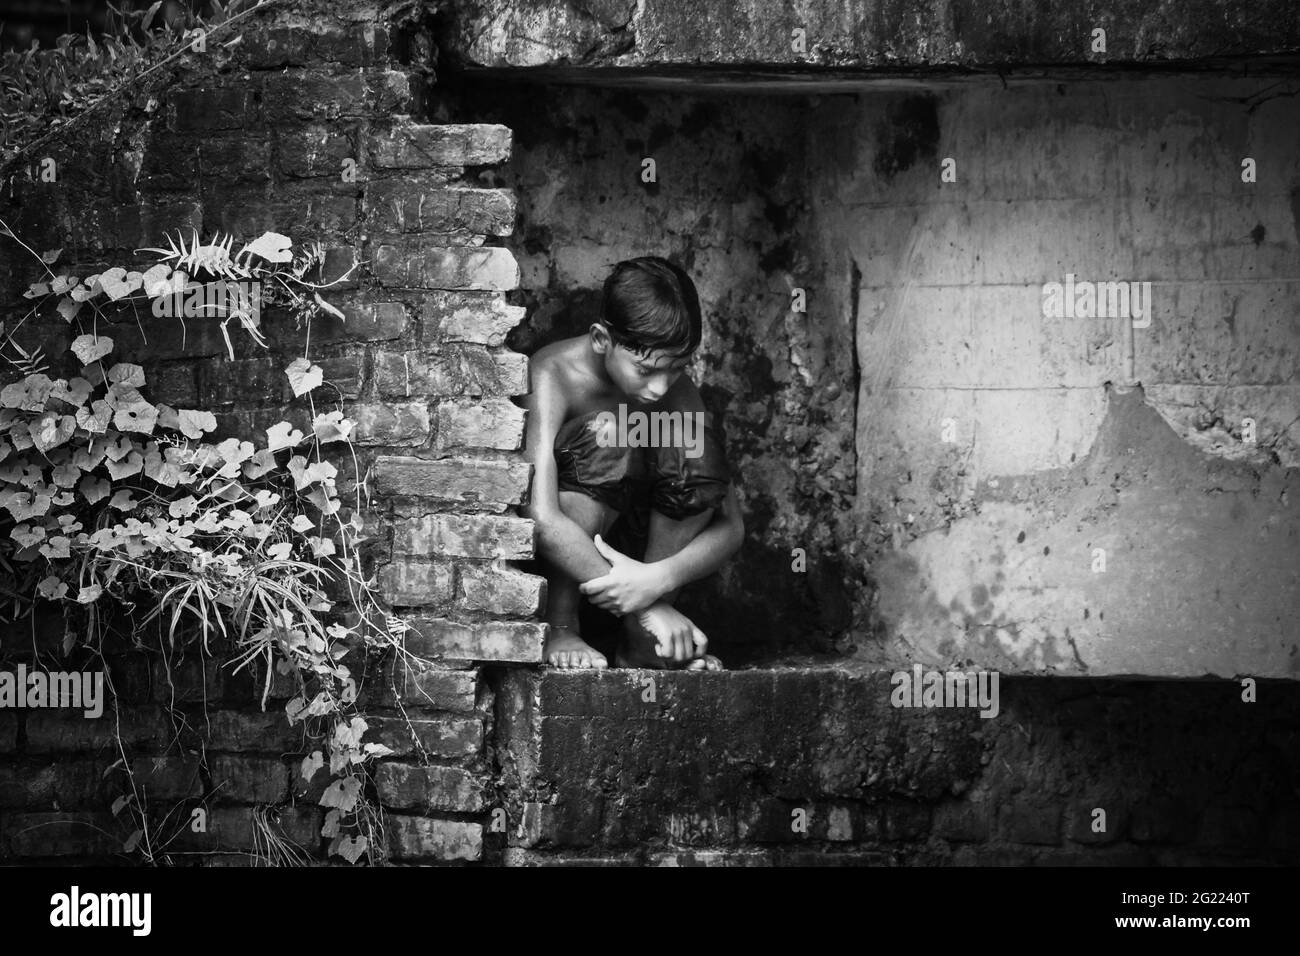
[
  {"left": 545, "top": 625, "right": 608, "bottom": 669},
  {"left": 614, "top": 614, "right": 724, "bottom": 670},
  {"left": 614, "top": 615, "right": 668, "bottom": 669}
]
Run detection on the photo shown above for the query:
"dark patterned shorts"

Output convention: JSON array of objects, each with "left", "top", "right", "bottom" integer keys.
[{"left": 553, "top": 408, "right": 731, "bottom": 548}]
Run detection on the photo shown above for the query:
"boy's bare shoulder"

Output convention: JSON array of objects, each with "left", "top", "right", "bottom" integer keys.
[
  {"left": 529, "top": 336, "right": 584, "bottom": 383},
  {"left": 529, "top": 336, "right": 601, "bottom": 402}
]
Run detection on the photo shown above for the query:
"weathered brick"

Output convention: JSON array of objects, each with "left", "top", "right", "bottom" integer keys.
[
  {"left": 351, "top": 401, "right": 430, "bottom": 446},
  {"left": 169, "top": 806, "right": 320, "bottom": 853},
  {"left": 387, "top": 815, "right": 482, "bottom": 862},
  {"left": 245, "top": 660, "right": 302, "bottom": 702},
  {"left": 422, "top": 292, "right": 526, "bottom": 345},
  {"left": 435, "top": 399, "right": 526, "bottom": 451},
  {"left": 25, "top": 706, "right": 166, "bottom": 754},
  {"left": 262, "top": 71, "right": 419, "bottom": 122},
  {"left": 2, "top": 811, "right": 119, "bottom": 857},
  {"left": 313, "top": 354, "right": 364, "bottom": 400},
  {"left": 999, "top": 800, "right": 1062, "bottom": 846},
  {"left": 141, "top": 137, "right": 200, "bottom": 191},
  {"left": 201, "top": 711, "right": 309, "bottom": 753},
  {"left": 1129, "top": 800, "right": 1193, "bottom": 844},
  {"left": 276, "top": 123, "right": 358, "bottom": 178},
  {"left": 244, "top": 23, "right": 390, "bottom": 69},
  {"left": 314, "top": 298, "right": 409, "bottom": 343},
  {"left": 108, "top": 312, "right": 229, "bottom": 361},
  {"left": 519, "top": 798, "right": 602, "bottom": 848},
  {"left": 367, "top": 182, "right": 516, "bottom": 236},
  {"left": 458, "top": 563, "right": 544, "bottom": 616},
  {"left": 311, "top": 246, "right": 361, "bottom": 289},
  {"left": 0, "top": 712, "right": 20, "bottom": 753},
  {"left": 371, "top": 715, "right": 483, "bottom": 757},
  {"left": 150, "top": 655, "right": 224, "bottom": 704},
  {"left": 377, "top": 560, "right": 455, "bottom": 607},
  {"left": 376, "top": 763, "right": 485, "bottom": 813},
  {"left": 130, "top": 754, "right": 204, "bottom": 801},
  {"left": 145, "top": 363, "right": 200, "bottom": 406},
  {"left": 392, "top": 514, "right": 534, "bottom": 559},
  {"left": 209, "top": 755, "right": 290, "bottom": 803},
  {"left": 172, "top": 87, "right": 251, "bottom": 130},
  {"left": 373, "top": 456, "right": 531, "bottom": 509},
  {"left": 368, "top": 661, "right": 477, "bottom": 712},
  {"left": 407, "top": 618, "right": 546, "bottom": 663},
  {"left": 210, "top": 357, "right": 291, "bottom": 405},
  {"left": 213, "top": 194, "right": 358, "bottom": 237},
  {"left": 375, "top": 346, "right": 527, "bottom": 398},
  {"left": 0, "top": 761, "right": 105, "bottom": 810},
  {"left": 99, "top": 201, "right": 204, "bottom": 250},
  {"left": 371, "top": 244, "right": 518, "bottom": 291},
  {"left": 1196, "top": 806, "right": 1264, "bottom": 850},
  {"left": 370, "top": 123, "right": 511, "bottom": 168},
  {"left": 934, "top": 800, "right": 991, "bottom": 843},
  {"left": 199, "top": 134, "right": 272, "bottom": 183}
]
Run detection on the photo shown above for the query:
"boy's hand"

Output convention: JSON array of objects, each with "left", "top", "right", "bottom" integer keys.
[
  {"left": 634, "top": 602, "right": 707, "bottom": 662},
  {"left": 579, "top": 534, "right": 671, "bottom": 615}
]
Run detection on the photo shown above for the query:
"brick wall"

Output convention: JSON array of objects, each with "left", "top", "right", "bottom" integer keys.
[{"left": 0, "top": 0, "right": 542, "bottom": 864}]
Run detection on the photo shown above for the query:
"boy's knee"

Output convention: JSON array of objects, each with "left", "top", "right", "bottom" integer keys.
[{"left": 649, "top": 413, "right": 731, "bottom": 520}]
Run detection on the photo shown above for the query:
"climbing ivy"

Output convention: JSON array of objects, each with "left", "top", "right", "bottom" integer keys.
[{"left": 0, "top": 222, "right": 415, "bottom": 864}]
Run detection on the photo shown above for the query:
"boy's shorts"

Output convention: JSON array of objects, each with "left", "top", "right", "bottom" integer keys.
[{"left": 552, "top": 409, "right": 731, "bottom": 555}]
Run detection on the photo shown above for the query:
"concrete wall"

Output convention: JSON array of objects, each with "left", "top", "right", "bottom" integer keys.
[
  {"left": 436, "top": 0, "right": 1300, "bottom": 71},
  {"left": 440, "top": 72, "right": 1299, "bottom": 677},
  {"left": 495, "top": 667, "right": 1300, "bottom": 865},
  {"left": 811, "top": 79, "right": 1300, "bottom": 678}
]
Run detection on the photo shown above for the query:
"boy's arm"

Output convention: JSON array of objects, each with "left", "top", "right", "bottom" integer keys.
[
  {"left": 520, "top": 362, "right": 611, "bottom": 583},
  {"left": 583, "top": 479, "right": 744, "bottom": 613},
  {"left": 654, "top": 483, "right": 745, "bottom": 596}
]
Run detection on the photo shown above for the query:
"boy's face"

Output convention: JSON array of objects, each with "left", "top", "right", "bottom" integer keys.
[{"left": 591, "top": 324, "right": 690, "bottom": 405}]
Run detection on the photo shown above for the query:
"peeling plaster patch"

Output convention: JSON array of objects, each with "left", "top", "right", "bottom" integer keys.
[
  {"left": 875, "top": 389, "right": 1300, "bottom": 678},
  {"left": 1146, "top": 384, "right": 1300, "bottom": 467}
]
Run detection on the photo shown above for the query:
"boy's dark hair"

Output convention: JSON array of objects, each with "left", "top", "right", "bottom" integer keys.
[{"left": 600, "top": 256, "right": 702, "bottom": 358}]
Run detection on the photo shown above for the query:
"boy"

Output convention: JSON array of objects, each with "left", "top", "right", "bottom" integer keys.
[{"left": 520, "top": 256, "right": 744, "bottom": 670}]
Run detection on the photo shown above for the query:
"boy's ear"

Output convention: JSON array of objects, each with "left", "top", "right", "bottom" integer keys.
[{"left": 589, "top": 323, "right": 613, "bottom": 354}]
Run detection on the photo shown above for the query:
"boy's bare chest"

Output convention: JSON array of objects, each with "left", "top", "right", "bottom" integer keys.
[{"left": 564, "top": 382, "right": 628, "bottom": 421}]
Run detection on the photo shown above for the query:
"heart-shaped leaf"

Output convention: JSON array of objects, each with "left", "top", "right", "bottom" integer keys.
[
  {"left": 318, "top": 775, "right": 361, "bottom": 812},
  {"left": 70, "top": 334, "right": 114, "bottom": 365},
  {"left": 285, "top": 357, "right": 323, "bottom": 397},
  {"left": 239, "top": 231, "right": 293, "bottom": 263},
  {"left": 312, "top": 411, "right": 354, "bottom": 444},
  {"left": 176, "top": 409, "right": 217, "bottom": 440},
  {"left": 266, "top": 421, "right": 304, "bottom": 452},
  {"left": 37, "top": 575, "right": 68, "bottom": 599},
  {"left": 11, "top": 524, "right": 45, "bottom": 548},
  {"left": 332, "top": 834, "right": 368, "bottom": 864},
  {"left": 79, "top": 475, "right": 110, "bottom": 504},
  {"left": 107, "top": 363, "right": 145, "bottom": 388},
  {"left": 300, "top": 751, "right": 325, "bottom": 782}
]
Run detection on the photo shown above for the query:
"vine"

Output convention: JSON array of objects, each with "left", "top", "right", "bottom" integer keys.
[
  {"left": 1, "top": 0, "right": 288, "bottom": 182},
  {"left": 0, "top": 220, "right": 419, "bottom": 864}
]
